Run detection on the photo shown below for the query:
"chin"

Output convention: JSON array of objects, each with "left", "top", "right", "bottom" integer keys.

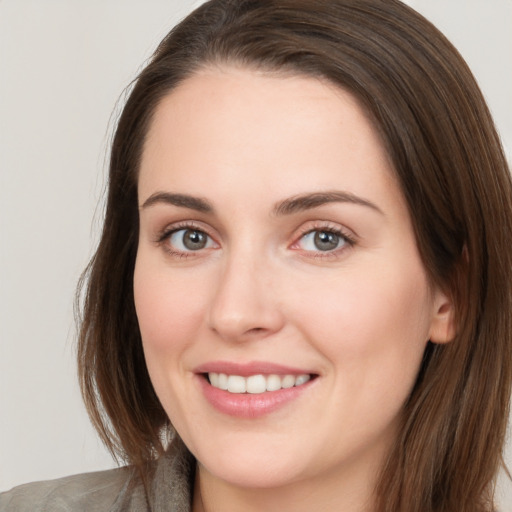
[
  {"left": 188, "top": 431, "right": 312, "bottom": 489},
  {"left": 201, "top": 455, "right": 305, "bottom": 489}
]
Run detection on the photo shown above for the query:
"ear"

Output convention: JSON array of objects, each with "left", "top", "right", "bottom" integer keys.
[{"left": 428, "top": 288, "right": 457, "bottom": 344}]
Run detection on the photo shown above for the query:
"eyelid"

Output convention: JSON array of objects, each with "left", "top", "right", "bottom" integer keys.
[
  {"left": 157, "top": 220, "right": 200, "bottom": 241},
  {"left": 153, "top": 219, "right": 356, "bottom": 259},
  {"left": 289, "top": 221, "right": 357, "bottom": 256},
  {"left": 155, "top": 220, "right": 220, "bottom": 256}
]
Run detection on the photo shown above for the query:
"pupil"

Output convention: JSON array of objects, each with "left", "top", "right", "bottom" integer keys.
[
  {"left": 314, "top": 231, "right": 339, "bottom": 251},
  {"left": 184, "top": 230, "right": 207, "bottom": 250}
]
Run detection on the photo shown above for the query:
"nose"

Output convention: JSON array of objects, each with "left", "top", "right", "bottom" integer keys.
[{"left": 207, "top": 252, "right": 285, "bottom": 342}]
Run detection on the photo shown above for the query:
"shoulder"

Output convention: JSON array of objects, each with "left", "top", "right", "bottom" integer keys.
[
  {"left": 0, "top": 466, "right": 137, "bottom": 512},
  {"left": 0, "top": 439, "right": 195, "bottom": 512}
]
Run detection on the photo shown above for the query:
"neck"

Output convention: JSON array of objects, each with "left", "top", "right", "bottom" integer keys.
[{"left": 192, "top": 451, "right": 384, "bottom": 512}]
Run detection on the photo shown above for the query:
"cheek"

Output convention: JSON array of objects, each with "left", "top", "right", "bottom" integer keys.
[
  {"left": 133, "top": 254, "right": 210, "bottom": 427},
  {"left": 291, "top": 261, "right": 433, "bottom": 387},
  {"left": 133, "top": 258, "right": 207, "bottom": 354}
]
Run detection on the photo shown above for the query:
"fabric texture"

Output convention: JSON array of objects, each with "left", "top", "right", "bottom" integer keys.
[{"left": 0, "top": 439, "right": 195, "bottom": 512}]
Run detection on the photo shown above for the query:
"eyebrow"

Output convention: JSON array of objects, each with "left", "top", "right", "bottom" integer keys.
[
  {"left": 140, "top": 190, "right": 383, "bottom": 216},
  {"left": 141, "top": 192, "right": 213, "bottom": 213},
  {"left": 273, "top": 191, "right": 383, "bottom": 216}
]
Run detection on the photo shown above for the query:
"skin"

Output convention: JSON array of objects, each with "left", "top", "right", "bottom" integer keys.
[{"left": 134, "top": 66, "right": 455, "bottom": 512}]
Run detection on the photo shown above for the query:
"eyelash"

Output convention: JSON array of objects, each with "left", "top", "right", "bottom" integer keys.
[
  {"left": 291, "top": 223, "right": 356, "bottom": 258},
  {"left": 156, "top": 221, "right": 216, "bottom": 258},
  {"left": 156, "top": 221, "right": 356, "bottom": 259}
]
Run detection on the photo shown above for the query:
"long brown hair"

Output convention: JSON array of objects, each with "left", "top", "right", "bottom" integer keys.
[{"left": 77, "top": 1, "right": 512, "bottom": 510}]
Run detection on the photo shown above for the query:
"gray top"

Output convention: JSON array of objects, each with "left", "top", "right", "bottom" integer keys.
[{"left": 0, "top": 439, "right": 195, "bottom": 512}]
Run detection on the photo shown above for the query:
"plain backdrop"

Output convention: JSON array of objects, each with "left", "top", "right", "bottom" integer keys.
[{"left": 1, "top": 0, "right": 511, "bottom": 507}]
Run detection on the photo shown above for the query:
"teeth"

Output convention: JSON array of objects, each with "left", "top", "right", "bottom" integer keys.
[
  {"left": 295, "top": 374, "right": 310, "bottom": 386},
  {"left": 266, "top": 374, "right": 282, "bottom": 392},
  {"left": 218, "top": 373, "right": 228, "bottom": 390},
  {"left": 247, "top": 374, "right": 266, "bottom": 394},
  {"left": 281, "top": 375, "right": 295, "bottom": 389},
  {"left": 227, "top": 375, "right": 246, "bottom": 393},
  {"left": 209, "top": 372, "right": 219, "bottom": 387},
  {"left": 208, "top": 372, "right": 311, "bottom": 394}
]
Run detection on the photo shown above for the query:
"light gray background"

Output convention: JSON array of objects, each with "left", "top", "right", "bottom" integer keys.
[{"left": 1, "top": 0, "right": 511, "bottom": 507}]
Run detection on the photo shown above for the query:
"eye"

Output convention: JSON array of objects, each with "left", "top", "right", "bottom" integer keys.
[
  {"left": 297, "top": 229, "right": 350, "bottom": 252},
  {"left": 167, "top": 228, "right": 215, "bottom": 252}
]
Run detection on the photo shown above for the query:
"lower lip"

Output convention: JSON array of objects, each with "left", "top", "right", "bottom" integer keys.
[{"left": 198, "top": 375, "right": 314, "bottom": 418}]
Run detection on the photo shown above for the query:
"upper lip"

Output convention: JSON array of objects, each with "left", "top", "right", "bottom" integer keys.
[{"left": 194, "top": 361, "right": 315, "bottom": 377}]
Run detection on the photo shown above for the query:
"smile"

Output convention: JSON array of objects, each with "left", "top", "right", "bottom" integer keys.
[
  {"left": 208, "top": 372, "right": 311, "bottom": 394},
  {"left": 195, "top": 362, "right": 318, "bottom": 418}
]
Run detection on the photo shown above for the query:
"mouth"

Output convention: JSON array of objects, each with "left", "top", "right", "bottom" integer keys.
[
  {"left": 205, "top": 372, "right": 313, "bottom": 394},
  {"left": 195, "top": 361, "right": 318, "bottom": 417}
]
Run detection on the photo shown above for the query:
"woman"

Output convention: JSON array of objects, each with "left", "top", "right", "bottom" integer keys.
[{"left": 2, "top": 0, "right": 511, "bottom": 511}]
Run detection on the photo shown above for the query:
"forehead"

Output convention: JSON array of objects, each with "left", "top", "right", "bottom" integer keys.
[{"left": 138, "top": 66, "right": 400, "bottom": 210}]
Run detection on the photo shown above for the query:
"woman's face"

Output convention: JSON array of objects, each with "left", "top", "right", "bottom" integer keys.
[{"left": 134, "top": 67, "right": 453, "bottom": 492}]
